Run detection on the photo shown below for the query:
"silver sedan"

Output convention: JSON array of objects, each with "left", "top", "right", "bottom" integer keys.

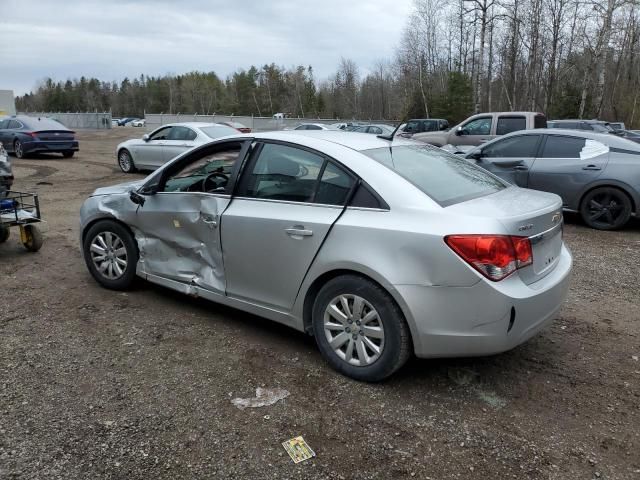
[
  {"left": 116, "top": 122, "right": 238, "bottom": 173},
  {"left": 80, "top": 132, "right": 572, "bottom": 381}
]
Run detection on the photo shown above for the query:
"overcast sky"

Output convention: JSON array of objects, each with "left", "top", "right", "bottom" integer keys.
[{"left": 0, "top": 0, "right": 413, "bottom": 95}]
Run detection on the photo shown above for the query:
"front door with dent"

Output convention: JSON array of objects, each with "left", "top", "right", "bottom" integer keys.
[
  {"left": 221, "top": 142, "right": 355, "bottom": 311},
  {"left": 132, "top": 141, "right": 249, "bottom": 293}
]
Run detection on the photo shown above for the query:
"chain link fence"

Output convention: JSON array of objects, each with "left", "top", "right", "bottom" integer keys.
[
  {"left": 18, "top": 112, "right": 113, "bottom": 129},
  {"left": 143, "top": 114, "right": 395, "bottom": 132}
]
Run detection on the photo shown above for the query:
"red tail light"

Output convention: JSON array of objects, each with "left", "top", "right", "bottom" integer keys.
[{"left": 445, "top": 235, "right": 533, "bottom": 281}]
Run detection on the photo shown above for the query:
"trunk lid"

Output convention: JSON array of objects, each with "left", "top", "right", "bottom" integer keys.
[
  {"left": 34, "top": 130, "right": 75, "bottom": 141},
  {"left": 447, "top": 186, "right": 564, "bottom": 284}
]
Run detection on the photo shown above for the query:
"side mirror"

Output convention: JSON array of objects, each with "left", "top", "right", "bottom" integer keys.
[
  {"left": 456, "top": 127, "right": 467, "bottom": 136},
  {"left": 142, "top": 134, "right": 150, "bottom": 142},
  {"left": 440, "top": 124, "right": 449, "bottom": 131},
  {"left": 467, "top": 151, "right": 482, "bottom": 160},
  {"left": 129, "top": 190, "right": 146, "bottom": 206}
]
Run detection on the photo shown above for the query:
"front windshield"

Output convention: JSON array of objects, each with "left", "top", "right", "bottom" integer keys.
[
  {"left": 164, "top": 147, "right": 241, "bottom": 192},
  {"left": 363, "top": 144, "right": 506, "bottom": 206}
]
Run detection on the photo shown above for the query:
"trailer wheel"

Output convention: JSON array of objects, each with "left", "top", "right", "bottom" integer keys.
[
  {"left": 21, "top": 225, "right": 43, "bottom": 252},
  {"left": 0, "top": 226, "right": 9, "bottom": 243}
]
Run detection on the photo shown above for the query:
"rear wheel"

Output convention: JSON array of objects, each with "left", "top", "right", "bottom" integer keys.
[
  {"left": 83, "top": 220, "right": 138, "bottom": 290},
  {"left": 118, "top": 149, "right": 136, "bottom": 173},
  {"left": 62, "top": 151, "right": 75, "bottom": 158},
  {"left": 14, "top": 140, "right": 24, "bottom": 159},
  {"left": 312, "top": 275, "right": 411, "bottom": 382},
  {"left": 0, "top": 226, "right": 9, "bottom": 243},
  {"left": 580, "top": 187, "right": 632, "bottom": 230}
]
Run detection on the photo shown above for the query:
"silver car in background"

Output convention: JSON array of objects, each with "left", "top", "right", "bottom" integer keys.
[
  {"left": 80, "top": 132, "right": 572, "bottom": 381},
  {"left": 116, "top": 122, "right": 238, "bottom": 173},
  {"left": 466, "top": 129, "right": 640, "bottom": 230}
]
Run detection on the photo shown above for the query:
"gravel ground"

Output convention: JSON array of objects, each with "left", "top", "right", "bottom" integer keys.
[{"left": 1, "top": 129, "right": 639, "bottom": 479}]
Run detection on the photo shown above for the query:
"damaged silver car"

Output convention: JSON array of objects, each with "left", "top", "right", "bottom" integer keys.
[
  {"left": 0, "top": 144, "right": 12, "bottom": 197},
  {"left": 80, "top": 131, "right": 572, "bottom": 381}
]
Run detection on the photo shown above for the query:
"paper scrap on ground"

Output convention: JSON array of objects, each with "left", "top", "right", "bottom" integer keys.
[
  {"left": 282, "top": 436, "right": 316, "bottom": 463},
  {"left": 231, "top": 387, "right": 289, "bottom": 410}
]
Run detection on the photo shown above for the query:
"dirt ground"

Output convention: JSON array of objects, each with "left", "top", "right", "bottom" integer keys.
[{"left": 0, "top": 129, "right": 639, "bottom": 479}]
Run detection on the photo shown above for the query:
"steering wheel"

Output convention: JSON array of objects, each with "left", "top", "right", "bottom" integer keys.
[{"left": 201, "top": 172, "right": 229, "bottom": 193}]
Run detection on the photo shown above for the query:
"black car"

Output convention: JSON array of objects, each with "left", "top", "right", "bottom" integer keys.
[
  {"left": 399, "top": 118, "right": 449, "bottom": 137},
  {"left": 0, "top": 116, "right": 79, "bottom": 158}
]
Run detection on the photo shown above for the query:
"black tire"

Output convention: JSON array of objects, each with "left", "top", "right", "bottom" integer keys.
[
  {"left": 62, "top": 151, "right": 75, "bottom": 158},
  {"left": 312, "top": 275, "right": 411, "bottom": 382},
  {"left": 82, "top": 219, "right": 138, "bottom": 290},
  {"left": 14, "top": 140, "right": 24, "bottom": 159},
  {"left": 580, "top": 187, "right": 632, "bottom": 230},
  {"left": 21, "top": 225, "right": 43, "bottom": 252},
  {"left": 0, "top": 226, "right": 9, "bottom": 244},
  {"left": 117, "top": 149, "right": 136, "bottom": 173}
]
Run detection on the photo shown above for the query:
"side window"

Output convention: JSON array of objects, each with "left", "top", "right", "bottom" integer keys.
[
  {"left": 0, "top": 120, "right": 8, "bottom": 129},
  {"left": 8, "top": 120, "right": 21, "bottom": 129},
  {"left": 581, "top": 123, "right": 594, "bottom": 131},
  {"left": 168, "top": 126, "right": 196, "bottom": 140},
  {"left": 237, "top": 143, "right": 325, "bottom": 203},
  {"left": 462, "top": 117, "right": 492, "bottom": 135},
  {"left": 185, "top": 128, "right": 197, "bottom": 141},
  {"left": 540, "top": 136, "right": 586, "bottom": 158},
  {"left": 349, "top": 183, "right": 387, "bottom": 209},
  {"left": 496, "top": 116, "right": 526, "bottom": 135},
  {"left": 369, "top": 127, "right": 383, "bottom": 134},
  {"left": 482, "top": 135, "right": 540, "bottom": 157},
  {"left": 306, "top": 124, "right": 322, "bottom": 130},
  {"left": 405, "top": 121, "right": 419, "bottom": 133},
  {"left": 315, "top": 162, "right": 355, "bottom": 205},
  {"left": 149, "top": 127, "right": 172, "bottom": 141},
  {"left": 162, "top": 143, "right": 244, "bottom": 193}
]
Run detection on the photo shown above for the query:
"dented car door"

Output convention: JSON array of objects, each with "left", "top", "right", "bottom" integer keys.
[{"left": 130, "top": 140, "right": 250, "bottom": 294}]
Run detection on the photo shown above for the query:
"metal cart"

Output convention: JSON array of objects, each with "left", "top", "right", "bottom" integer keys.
[{"left": 0, "top": 191, "right": 44, "bottom": 252}]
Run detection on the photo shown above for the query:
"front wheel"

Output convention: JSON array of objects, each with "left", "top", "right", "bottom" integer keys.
[
  {"left": 312, "top": 275, "right": 411, "bottom": 382},
  {"left": 580, "top": 187, "right": 632, "bottom": 230},
  {"left": 21, "top": 225, "right": 43, "bottom": 252},
  {"left": 82, "top": 220, "right": 138, "bottom": 290}
]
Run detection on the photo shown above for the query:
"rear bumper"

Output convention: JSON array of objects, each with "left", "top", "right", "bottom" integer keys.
[
  {"left": 24, "top": 140, "right": 79, "bottom": 154},
  {"left": 397, "top": 244, "right": 573, "bottom": 358}
]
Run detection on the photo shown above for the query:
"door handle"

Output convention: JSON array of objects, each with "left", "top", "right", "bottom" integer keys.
[
  {"left": 514, "top": 166, "right": 529, "bottom": 171},
  {"left": 285, "top": 227, "right": 313, "bottom": 237},
  {"left": 201, "top": 214, "right": 218, "bottom": 227},
  {"left": 582, "top": 165, "right": 601, "bottom": 171}
]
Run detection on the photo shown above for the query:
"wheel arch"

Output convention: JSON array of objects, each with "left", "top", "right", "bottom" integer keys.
[
  {"left": 81, "top": 215, "right": 139, "bottom": 254},
  {"left": 300, "top": 267, "right": 419, "bottom": 354}
]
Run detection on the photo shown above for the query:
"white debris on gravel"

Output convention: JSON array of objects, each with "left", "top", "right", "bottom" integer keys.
[{"left": 231, "top": 387, "right": 290, "bottom": 410}]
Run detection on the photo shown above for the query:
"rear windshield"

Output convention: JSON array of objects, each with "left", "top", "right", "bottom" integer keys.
[
  {"left": 363, "top": 145, "right": 506, "bottom": 206},
  {"left": 20, "top": 117, "right": 68, "bottom": 131},
  {"left": 200, "top": 125, "right": 238, "bottom": 139}
]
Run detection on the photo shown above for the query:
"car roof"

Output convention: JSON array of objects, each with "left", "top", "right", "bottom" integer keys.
[
  {"left": 246, "top": 130, "right": 416, "bottom": 152},
  {"left": 162, "top": 122, "right": 230, "bottom": 129},
  {"left": 13, "top": 115, "right": 69, "bottom": 130},
  {"left": 497, "top": 128, "right": 640, "bottom": 151}
]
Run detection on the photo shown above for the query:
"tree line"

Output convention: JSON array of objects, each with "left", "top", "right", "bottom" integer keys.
[{"left": 16, "top": 0, "right": 640, "bottom": 126}]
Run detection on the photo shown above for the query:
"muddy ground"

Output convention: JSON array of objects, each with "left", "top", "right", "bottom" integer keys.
[{"left": 0, "top": 128, "right": 638, "bottom": 479}]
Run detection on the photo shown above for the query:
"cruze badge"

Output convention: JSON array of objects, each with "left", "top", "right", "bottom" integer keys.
[
  {"left": 518, "top": 224, "right": 534, "bottom": 231},
  {"left": 552, "top": 212, "right": 562, "bottom": 224}
]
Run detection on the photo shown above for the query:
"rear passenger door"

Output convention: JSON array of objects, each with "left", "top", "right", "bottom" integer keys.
[
  {"left": 474, "top": 134, "right": 542, "bottom": 186},
  {"left": 221, "top": 142, "right": 355, "bottom": 311},
  {"left": 528, "top": 135, "right": 609, "bottom": 206}
]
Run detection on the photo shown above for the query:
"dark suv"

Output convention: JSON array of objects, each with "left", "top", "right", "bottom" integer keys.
[
  {"left": 547, "top": 120, "right": 615, "bottom": 134},
  {"left": 400, "top": 118, "right": 449, "bottom": 137}
]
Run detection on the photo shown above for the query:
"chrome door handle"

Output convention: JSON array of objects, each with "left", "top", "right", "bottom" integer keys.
[
  {"left": 514, "top": 166, "right": 529, "bottom": 171},
  {"left": 285, "top": 227, "right": 313, "bottom": 237},
  {"left": 201, "top": 214, "right": 218, "bottom": 227},
  {"left": 582, "top": 165, "right": 601, "bottom": 171}
]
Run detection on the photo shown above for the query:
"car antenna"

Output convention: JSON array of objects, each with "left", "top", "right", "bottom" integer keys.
[{"left": 377, "top": 115, "right": 408, "bottom": 141}]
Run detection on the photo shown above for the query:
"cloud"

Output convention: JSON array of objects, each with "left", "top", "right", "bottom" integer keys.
[{"left": 0, "top": 0, "right": 412, "bottom": 95}]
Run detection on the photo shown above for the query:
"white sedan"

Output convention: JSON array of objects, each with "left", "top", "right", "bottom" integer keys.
[{"left": 116, "top": 122, "right": 238, "bottom": 173}]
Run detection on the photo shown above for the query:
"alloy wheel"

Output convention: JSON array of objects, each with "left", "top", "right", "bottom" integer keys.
[
  {"left": 323, "top": 294, "right": 385, "bottom": 366},
  {"left": 587, "top": 192, "right": 625, "bottom": 227},
  {"left": 118, "top": 151, "right": 132, "bottom": 172},
  {"left": 14, "top": 141, "right": 23, "bottom": 158},
  {"left": 89, "top": 231, "right": 128, "bottom": 280}
]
